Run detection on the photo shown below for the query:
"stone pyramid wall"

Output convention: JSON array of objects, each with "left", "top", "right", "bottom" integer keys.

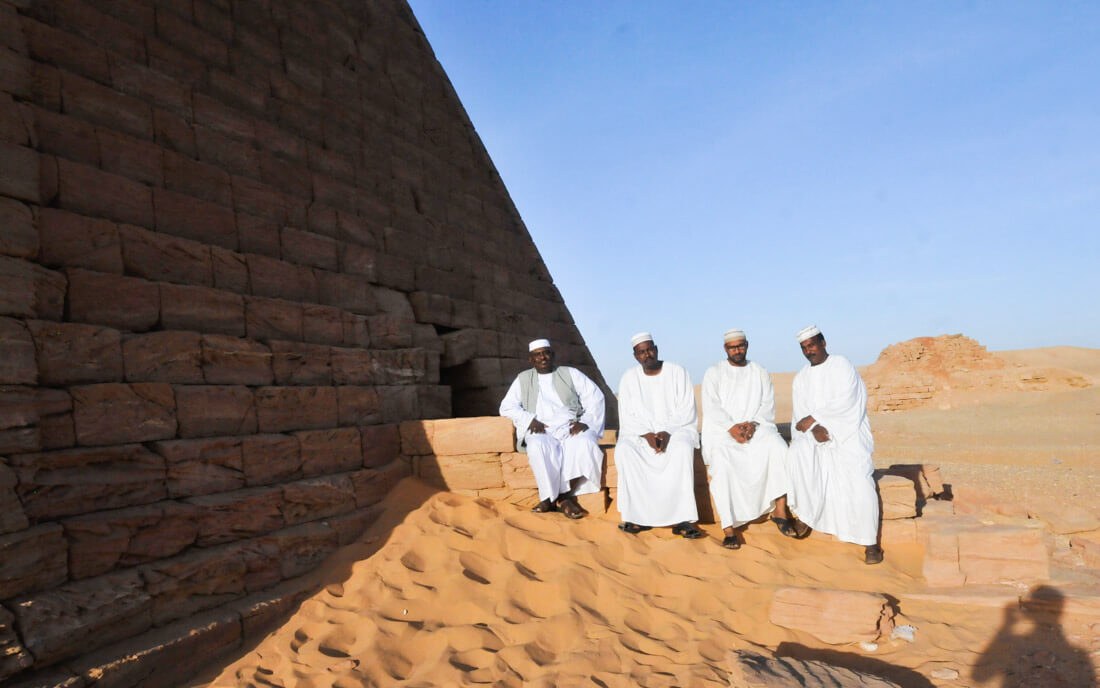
[{"left": 0, "top": 0, "right": 610, "bottom": 683}]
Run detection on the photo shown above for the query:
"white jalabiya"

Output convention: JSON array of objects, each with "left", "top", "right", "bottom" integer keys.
[
  {"left": 616, "top": 362, "right": 699, "bottom": 526},
  {"left": 499, "top": 367, "right": 605, "bottom": 502},
  {"left": 787, "top": 354, "right": 878, "bottom": 545},
  {"left": 701, "top": 360, "right": 790, "bottom": 529}
]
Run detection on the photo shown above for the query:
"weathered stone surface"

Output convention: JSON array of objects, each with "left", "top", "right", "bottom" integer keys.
[
  {"left": 270, "top": 341, "right": 331, "bottom": 384},
  {"left": 399, "top": 419, "right": 434, "bottom": 456},
  {"left": 886, "top": 463, "right": 944, "bottom": 500},
  {"left": 10, "top": 444, "right": 167, "bottom": 519},
  {"left": 38, "top": 208, "right": 123, "bottom": 273},
  {"left": 72, "top": 382, "right": 176, "bottom": 445},
  {"left": 918, "top": 512, "right": 1050, "bottom": 586},
  {"left": 67, "top": 268, "right": 158, "bottom": 331},
  {"left": 328, "top": 505, "right": 384, "bottom": 546},
  {"left": 255, "top": 386, "right": 337, "bottom": 432},
  {"left": 231, "top": 576, "right": 318, "bottom": 639},
  {"left": 361, "top": 423, "right": 401, "bottom": 468},
  {"left": 27, "top": 320, "right": 122, "bottom": 385},
  {"left": 875, "top": 473, "right": 918, "bottom": 520},
  {"left": 429, "top": 416, "right": 515, "bottom": 455},
  {"left": 0, "top": 196, "right": 37, "bottom": 260},
  {"left": 769, "top": 587, "right": 894, "bottom": 644},
  {"left": 201, "top": 334, "right": 273, "bottom": 385},
  {"left": 726, "top": 650, "right": 903, "bottom": 687},
  {"left": 417, "top": 453, "right": 504, "bottom": 491},
  {"left": 0, "top": 605, "right": 34, "bottom": 682},
  {"left": 262, "top": 522, "right": 339, "bottom": 579},
  {"left": 0, "top": 460, "right": 28, "bottom": 534},
  {"left": 174, "top": 384, "right": 257, "bottom": 438},
  {"left": 161, "top": 283, "right": 246, "bottom": 337},
  {"left": 0, "top": 386, "right": 40, "bottom": 455},
  {"left": 501, "top": 451, "right": 537, "bottom": 489},
  {"left": 11, "top": 569, "right": 152, "bottom": 666},
  {"left": 301, "top": 304, "right": 344, "bottom": 346},
  {"left": 62, "top": 501, "right": 199, "bottom": 579},
  {"left": 122, "top": 330, "right": 204, "bottom": 383},
  {"left": 1070, "top": 534, "right": 1100, "bottom": 569},
  {"left": 141, "top": 545, "right": 247, "bottom": 626},
  {"left": 0, "top": 260, "right": 63, "bottom": 326},
  {"left": 242, "top": 433, "right": 301, "bottom": 485},
  {"left": 295, "top": 427, "right": 362, "bottom": 476},
  {"left": 245, "top": 296, "right": 303, "bottom": 342},
  {"left": 0, "top": 523, "right": 67, "bottom": 599},
  {"left": 367, "top": 314, "right": 415, "bottom": 349},
  {"left": 281, "top": 474, "right": 356, "bottom": 525},
  {"left": 1026, "top": 496, "right": 1100, "bottom": 535},
  {"left": 329, "top": 346, "right": 376, "bottom": 385},
  {"left": 154, "top": 436, "right": 245, "bottom": 498},
  {"left": 336, "top": 385, "right": 381, "bottom": 427},
  {"left": 188, "top": 486, "right": 286, "bottom": 546},
  {"left": 119, "top": 223, "right": 214, "bottom": 286},
  {"left": 0, "top": 317, "right": 36, "bottom": 384}
]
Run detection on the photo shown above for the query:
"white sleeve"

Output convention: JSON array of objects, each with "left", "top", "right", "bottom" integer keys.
[
  {"left": 570, "top": 368, "right": 605, "bottom": 438},
  {"left": 701, "top": 367, "right": 734, "bottom": 433},
  {"left": 499, "top": 375, "right": 535, "bottom": 438}
]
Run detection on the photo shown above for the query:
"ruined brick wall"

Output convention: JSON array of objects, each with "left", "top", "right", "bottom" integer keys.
[{"left": 0, "top": 0, "right": 609, "bottom": 684}]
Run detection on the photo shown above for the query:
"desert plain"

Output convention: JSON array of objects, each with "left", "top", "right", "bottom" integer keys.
[{"left": 192, "top": 336, "right": 1099, "bottom": 687}]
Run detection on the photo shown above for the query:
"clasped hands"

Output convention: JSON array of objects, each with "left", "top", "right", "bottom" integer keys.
[
  {"left": 727, "top": 421, "right": 758, "bottom": 444},
  {"left": 527, "top": 419, "right": 588, "bottom": 436},
  {"left": 642, "top": 431, "right": 672, "bottom": 453},
  {"left": 795, "top": 415, "right": 831, "bottom": 443}
]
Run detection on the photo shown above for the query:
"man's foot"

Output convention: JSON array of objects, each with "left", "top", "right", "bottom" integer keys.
[
  {"left": 790, "top": 518, "right": 812, "bottom": 539},
  {"left": 672, "top": 521, "right": 705, "bottom": 539},
  {"left": 531, "top": 498, "right": 556, "bottom": 514},
  {"left": 770, "top": 516, "right": 797, "bottom": 537},
  {"left": 722, "top": 534, "right": 741, "bottom": 550},
  {"left": 558, "top": 496, "right": 587, "bottom": 520},
  {"left": 619, "top": 522, "right": 652, "bottom": 534},
  {"left": 864, "top": 545, "right": 884, "bottom": 565}
]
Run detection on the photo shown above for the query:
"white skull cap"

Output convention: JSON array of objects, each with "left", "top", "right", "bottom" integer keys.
[
  {"left": 797, "top": 325, "right": 821, "bottom": 343},
  {"left": 630, "top": 332, "right": 653, "bottom": 347},
  {"left": 723, "top": 329, "right": 746, "bottom": 343},
  {"left": 528, "top": 338, "right": 551, "bottom": 352}
]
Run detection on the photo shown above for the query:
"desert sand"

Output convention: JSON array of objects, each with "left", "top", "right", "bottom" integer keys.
[{"left": 196, "top": 340, "right": 1099, "bottom": 687}]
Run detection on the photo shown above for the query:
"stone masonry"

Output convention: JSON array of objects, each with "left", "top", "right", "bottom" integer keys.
[{"left": 0, "top": 1, "right": 613, "bottom": 684}]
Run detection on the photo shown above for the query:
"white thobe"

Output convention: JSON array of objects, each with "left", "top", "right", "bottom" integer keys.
[
  {"left": 499, "top": 367, "right": 605, "bottom": 502},
  {"left": 701, "top": 360, "right": 790, "bottom": 529},
  {"left": 787, "top": 354, "right": 878, "bottom": 545},
  {"left": 615, "top": 362, "right": 699, "bottom": 527}
]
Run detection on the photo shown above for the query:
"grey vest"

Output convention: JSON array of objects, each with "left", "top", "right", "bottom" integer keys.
[{"left": 516, "top": 367, "right": 584, "bottom": 452}]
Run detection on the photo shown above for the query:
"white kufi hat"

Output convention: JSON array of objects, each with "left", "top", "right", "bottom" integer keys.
[
  {"left": 630, "top": 332, "right": 653, "bottom": 347},
  {"left": 796, "top": 325, "right": 821, "bottom": 343},
  {"left": 723, "top": 328, "right": 746, "bottom": 343},
  {"left": 528, "top": 338, "right": 551, "bottom": 352}
]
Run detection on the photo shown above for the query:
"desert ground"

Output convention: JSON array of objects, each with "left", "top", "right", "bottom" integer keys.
[{"left": 194, "top": 339, "right": 1099, "bottom": 687}]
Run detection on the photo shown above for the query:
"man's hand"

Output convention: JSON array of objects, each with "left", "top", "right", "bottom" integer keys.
[
  {"left": 528, "top": 418, "right": 548, "bottom": 434},
  {"left": 569, "top": 421, "right": 588, "bottom": 436},
  {"left": 728, "top": 421, "right": 759, "bottom": 444},
  {"left": 795, "top": 415, "right": 816, "bottom": 433},
  {"left": 811, "top": 424, "right": 831, "bottom": 443},
  {"left": 642, "top": 432, "right": 661, "bottom": 452},
  {"left": 655, "top": 431, "right": 671, "bottom": 453}
]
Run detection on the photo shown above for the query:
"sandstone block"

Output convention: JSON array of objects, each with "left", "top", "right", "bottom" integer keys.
[
  {"left": 0, "top": 141, "right": 41, "bottom": 202},
  {"left": 329, "top": 505, "right": 384, "bottom": 546},
  {"left": 951, "top": 485, "right": 1029, "bottom": 519},
  {"left": 60, "top": 70, "right": 152, "bottom": 139},
  {"left": 154, "top": 107, "right": 198, "bottom": 157},
  {"left": 400, "top": 419, "right": 434, "bottom": 456},
  {"left": 119, "top": 224, "right": 214, "bottom": 286},
  {"left": 11, "top": 569, "right": 152, "bottom": 667},
  {"left": 255, "top": 386, "right": 338, "bottom": 432},
  {"left": 296, "top": 427, "right": 362, "bottom": 476},
  {"left": 242, "top": 433, "right": 302, "bottom": 485},
  {"left": 417, "top": 384, "right": 451, "bottom": 419},
  {"left": 0, "top": 460, "right": 29, "bottom": 534},
  {"left": 0, "top": 606, "right": 33, "bottom": 681},
  {"left": 97, "top": 128, "right": 164, "bottom": 187},
  {"left": 201, "top": 334, "right": 273, "bottom": 385},
  {"left": 175, "top": 385, "right": 257, "bottom": 438},
  {"left": 245, "top": 296, "right": 303, "bottom": 342},
  {"left": 1026, "top": 497, "right": 1100, "bottom": 535},
  {"left": 885, "top": 463, "right": 945, "bottom": 501},
  {"left": 10, "top": 443, "right": 167, "bottom": 519},
  {"left": 0, "top": 523, "right": 67, "bottom": 600},
  {"left": 282, "top": 226, "right": 337, "bottom": 270},
  {"left": 62, "top": 501, "right": 199, "bottom": 579},
  {"left": 27, "top": 320, "right": 122, "bottom": 385},
  {"left": 238, "top": 213, "right": 280, "bottom": 256},
  {"left": 302, "top": 304, "right": 345, "bottom": 345},
  {"left": 109, "top": 50, "right": 191, "bottom": 115},
  {"left": 0, "top": 317, "right": 36, "bottom": 384},
  {"left": 122, "top": 331, "right": 204, "bottom": 383},
  {"left": 231, "top": 577, "right": 317, "bottom": 640},
  {"left": 232, "top": 175, "right": 289, "bottom": 224},
  {"left": 236, "top": 538, "right": 281, "bottom": 594},
  {"left": 957, "top": 522, "right": 1050, "bottom": 585},
  {"left": 409, "top": 290, "right": 452, "bottom": 325},
  {"left": 576, "top": 488, "right": 609, "bottom": 515},
  {"left": 341, "top": 312, "right": 371, "bottom": 348},
  {"left": 72, "top": 382, "right": 176, "bottom": 445},
  {"left": 329, "top": 346, "right": 376, "bottom": 385},
  {"left": 153, "top": 187, "right": 238, "bottom": 250},
  {"left": 262, "top": 522, "right": 339, "bottom": 579},
  {"left": 316, "top": 270, "right": 375, "bottom": 314},
  {"left": 67, "top": 268, "right": 159, "bottom": 332},
  {"left": 367, "top": 315, "right": 416, "bottom": 350},
  {"left": 875, "top": 473, "right": 918, "bottom": 519},
  {"left": 164, "top": 149, "right": 232, "bottom": 207},
  {"left": 452, "top": 385, "right": 509, "bottom": 418},
  {"left": 430, "top": 416, "right": 515, "bottom": 455},
  {"left": 441, "top": 328, "right": 500, "bottom": 367},
  {"left": 245, "top": 253, "right": 308, "bottom": 301},
  {"left": 155, "top": 436, "right": 245, "bottom": 498},
  {"left": 281, "top": 474, "right": 357, "bottom": 526},
  {"left": 161, "top": 283, "right": 246, "bottom": 337},
  {"left": 769, "top": 587, "right": 894, "bottom": 644},
  {"left": 443, "top": 357, "right": 504, "bottom": 388},
  {"left": 37, "top": 207, "right": 123, "bottom": 273},
  {"left": 0, "top": 197, "right": 37, "bottom": 260},
  {"left": 417, "top": 453, "right": 504, "bottom": 491},
  {"left": 361, "top": 423, "right": 400, "bottom": 468},
  {"left": 1070, "top": 535, "right": 1100, "bottom": 569},
  {"left": 188, "top": 486, "right": 286, "bottom": 546},
  {"left": 141, "top": 545, "right": 247, "bottom": 626},
  {"left": 339, "top": 242, "right": 377, "bottom": 279},
  {"left": 270, "top": 341, "right": 331, "bottom": 384},
  {"left": 501, "top": 451, "right": 537, "bottom": 489},
  {"left": 57, "top": 158, "right": 152, "bottom": 228},
  {"left": 212, "top": 246, "right": 250, "bottom": 293}
]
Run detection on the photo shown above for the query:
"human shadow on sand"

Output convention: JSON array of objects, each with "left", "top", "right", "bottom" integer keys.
[
  {"left": 774, "top": 642, "right": 936, "bottom": 688},
  {"left": 973, "top": 585, "right": 1096, "bottom": 688}
]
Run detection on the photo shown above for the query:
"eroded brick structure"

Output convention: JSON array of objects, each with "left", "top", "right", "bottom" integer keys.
[{"left": 0, "top": 0, "right": 610, "bottom": 683}]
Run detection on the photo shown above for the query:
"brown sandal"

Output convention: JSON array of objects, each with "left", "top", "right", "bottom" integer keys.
[{"left": 531, "top": 498, "right": 556, "bottom": 514}]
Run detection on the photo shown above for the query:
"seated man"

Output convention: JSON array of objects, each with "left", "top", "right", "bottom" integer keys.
[
  {"left": 787, "top": 325, "right": 883, "bottom": 564},
  {"left": 499, "top": 338, "right": 606, "bottom": 518},
  {"left": 615, "top": 332, "right": 703, "bottom": 538},
  {"left": 701, "top": 328, "right": 792, "bottom": 549}
]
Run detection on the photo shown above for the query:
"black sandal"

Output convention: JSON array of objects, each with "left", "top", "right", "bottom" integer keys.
[
  {"left": 618, "top": 522, "right": 652, "bottom": 534},
  {"left": 673, "top": 521, "right": 704, "bottom": 539},
  {"left": 531, "top": 499, "right": 556, "bottom": 514},
  {"left": 558, "top": 497, "right": 587, "bottom": 520},
  {"left": 722, "top": 534, "right": 741, "bottom": 550},
  {"left": 770, "top": 515, "right": 795, "bottom": 536}
]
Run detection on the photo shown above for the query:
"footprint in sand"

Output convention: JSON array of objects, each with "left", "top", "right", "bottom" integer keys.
[{"left": 459, "top": 550, "right": 499, "bottom": 584}]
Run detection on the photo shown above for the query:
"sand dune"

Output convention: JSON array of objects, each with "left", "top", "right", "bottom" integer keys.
[{"left": 995, "top": 346, "right": 1100, "bottom": 382}]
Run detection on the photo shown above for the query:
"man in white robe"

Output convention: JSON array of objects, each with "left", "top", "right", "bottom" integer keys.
[
  {"left": 701, "top": 329, "right": 792, "bottom": 549},
  {"left": 500, "top": 338, "right": 605, "bottom": 518},
  {"left": 787, "top": 325, "right": 883, "bottom": 564},
  {"left": 615, "top": 332, "right": 702, "bottom": 538}
]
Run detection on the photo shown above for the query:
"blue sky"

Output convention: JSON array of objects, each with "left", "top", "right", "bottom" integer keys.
[{"left": 407, "top": 1, "right": 1099, "bottom": 385}]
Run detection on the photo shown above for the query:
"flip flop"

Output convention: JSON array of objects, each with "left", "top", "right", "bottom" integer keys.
[
  {"left": 618, "top": 522, "right": 652, "bottom": 534},
  {"left": 722, "top": 535, "right": 741, "bottom": 550},
  {"left": 673, "top": 522, "right": 705, "bottom": 539},
  {"left": 531, "top": 499, "right": 556, "bottom": 514}
]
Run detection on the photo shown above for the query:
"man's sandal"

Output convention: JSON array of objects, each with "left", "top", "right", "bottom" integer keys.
[
  {"left": 618, "top": 522, "right": 652, "bottom": 534},
  {"left": 558, "top": 498, "right": 587, "bottom": 520},
  {"left": 722, "top": 534, "right": 741, "bottom": 550},
  {"left": 531, "top": 499, "right": 556, "bottom": 514},
  {"left": 770, "top": 516, "right": 795, "bottom": 537},
  {"left": 672, "top": 521, "right": 705, "bottom": 539},
  {"left": 864, "top": 545, "right": 884, "bottom": 565}
]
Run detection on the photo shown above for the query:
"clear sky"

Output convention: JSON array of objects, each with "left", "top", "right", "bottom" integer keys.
[{"left": 407, "top": 1, "right": 1099, "bottom": 386}]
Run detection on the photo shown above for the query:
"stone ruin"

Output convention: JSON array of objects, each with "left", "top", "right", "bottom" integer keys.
[
  {"left": 0, "top": 0, "right": 614, "bottom": 684},
  {"left": 863, "top": 334, "right": 1090, "bottom": 412}
]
